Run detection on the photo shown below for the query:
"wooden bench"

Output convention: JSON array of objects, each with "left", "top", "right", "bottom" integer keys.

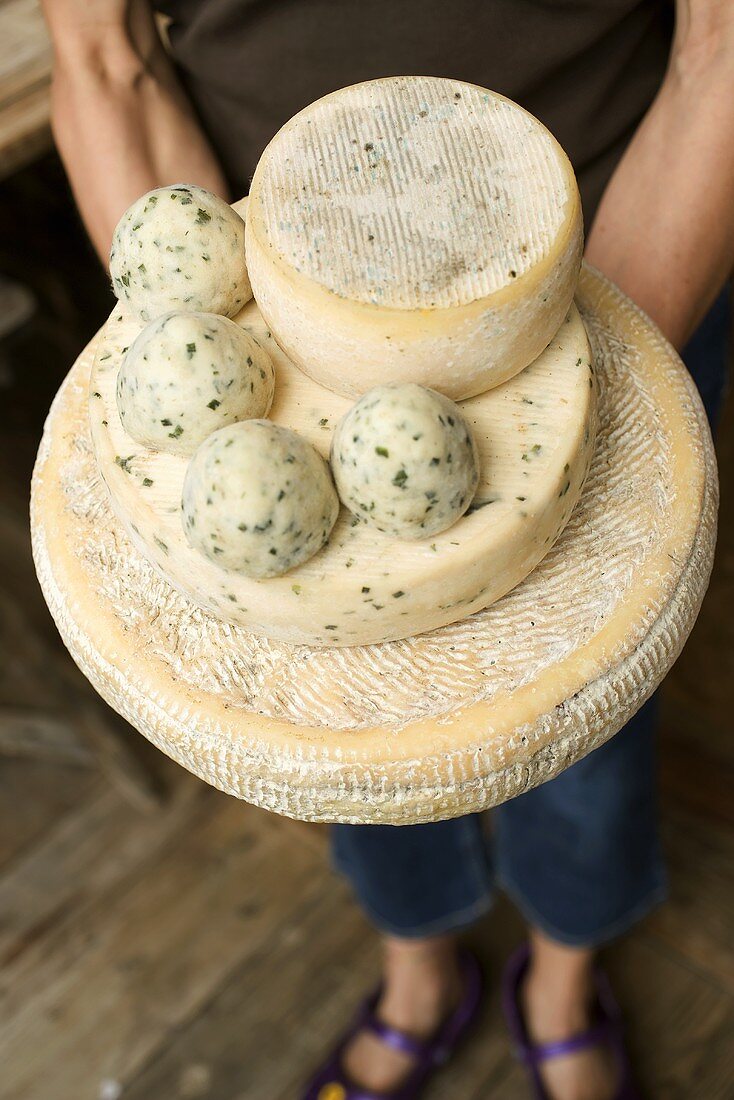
[{"left": 0, "top": 0, "right": 52, "bottom": 180}]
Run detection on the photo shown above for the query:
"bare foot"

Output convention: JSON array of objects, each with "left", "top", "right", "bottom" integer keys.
[
  {"left": 522, "top": 932, "right": 618, "bottom": 1100},
  {"left": 341, "top": 935, "right": 463, "bottom": 1093}
]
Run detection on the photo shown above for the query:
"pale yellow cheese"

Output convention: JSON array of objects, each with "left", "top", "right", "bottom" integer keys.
[
  {"left": 88, "top": 296, "right": 596, "bottom": 647},
  {"left": 31, "top": 268, "right": 718, "bottom": 824},
  {"left": 246, "top": 77, "right": 583, "bottom": 400}
]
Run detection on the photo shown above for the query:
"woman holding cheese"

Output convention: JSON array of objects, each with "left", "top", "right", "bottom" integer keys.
[{"left": 42, "top": 2, "right": 734, "bottom": 1098}]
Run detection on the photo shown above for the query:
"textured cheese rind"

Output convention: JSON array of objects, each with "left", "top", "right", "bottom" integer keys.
[
  {"left": 31, "top": 267, "right": 718, "bottom": 824},
  {"left": 331, "top": 383, "right": 480, "bottom": 539},
  {"left": 110, "top": 185, "right": 253, "bottom": 322},
  {"left": 246, "top": 77, "right": 583, "bottom": 400},
  {"left": 182, "top": 420, "right": 339, "bottom": 577},
  {"left": 87, "top": 298, "right": 596, "bottom": 646},
  {"left": 116, "top": 311, "right": 275, "bottom": 456}
]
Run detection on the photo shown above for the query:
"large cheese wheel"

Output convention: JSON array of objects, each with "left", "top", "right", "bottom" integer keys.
[
  {"left": 246, "top": 77, "right": 583, "bottom": 400},
  {"left": 88, "top": 294, "right": 596, "bottom": 647},
  {"left": 31, "top": 269, "right": 717, "bottom": 824}
]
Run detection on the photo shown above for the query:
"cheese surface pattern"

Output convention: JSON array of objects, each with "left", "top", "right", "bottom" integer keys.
[
  {"left": 31, "top": 269, "right": 717, "bottom": 823},
  {"left": 246, "top": 78, "right": 583, "bottom": 399},
  {"left": 89, "top": 295, "right": 596, "bottom": 646}
]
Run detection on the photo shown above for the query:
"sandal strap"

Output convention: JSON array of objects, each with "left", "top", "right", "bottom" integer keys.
[
  {"left": 517, "top": 1021, "right": 613, "bottom": 1065},
  {"left": 362, "top": 1011, "right": 432, "bottom": 1060}
]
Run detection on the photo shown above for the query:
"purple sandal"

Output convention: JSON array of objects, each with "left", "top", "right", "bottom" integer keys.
[
  {"left": 301, "top": 949, "right": 483, "bottom": 1100},
  {"left": 502, "top": 943, "right": 642, "bottom": 1100}
]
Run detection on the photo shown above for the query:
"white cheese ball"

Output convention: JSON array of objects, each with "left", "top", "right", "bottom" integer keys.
[
  {"left": 182, "top": 420, "right": 339, "bottom": 577},
  {"left": 331, "top": 383, "right": 479, "bottom": 539},
  {"left": 110, "top": 185, "right": 252, "bottom": 322},
  {"left": 116, "top": 311, "right": 275, "bottom": 457}
]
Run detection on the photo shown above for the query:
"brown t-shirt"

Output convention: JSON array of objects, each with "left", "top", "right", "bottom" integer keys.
[{"left": 155, "top": 0, "right": 673, "bottom": 225}]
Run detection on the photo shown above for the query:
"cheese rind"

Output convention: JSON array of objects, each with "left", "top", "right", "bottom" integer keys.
[
  {"left": 116, "top": 311, "right": 274, "bottom": 456},
  {"left": 110, "top": 184, "right": 252, "bottom": 322},
  {"left": 331, "top": 383, "right": 479, "bottom": 539},
  {"left": 31, "top": 267, "right": 718, "bottom": 824},
  {"left": 182, "top": 420, "right": 339, "bottom": 577},
  {"left": 88, "top": 297, "right": 596, "bottom": 646},
  {"left": 246, "top": 77, "right": 583, "bottom": 399}
]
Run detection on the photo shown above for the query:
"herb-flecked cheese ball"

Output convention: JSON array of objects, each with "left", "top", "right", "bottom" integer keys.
[
  {"left": 110, "top": 185, "right": 252, "bottom": 322},
  {"left": 116, "top": 311, "right": 275, "bottom": 457},
  {"left": 182, "top": 420, "right": 339, "bottom": 577},
  {"left": 331, "top": 383, "right": 480, "bottom": 539}
]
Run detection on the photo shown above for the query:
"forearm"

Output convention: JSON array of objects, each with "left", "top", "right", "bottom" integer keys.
[
  {"left": 586, "top": 21, "right": 734, "bottom": 349},
  {"left": 45, "top": 2, "right": 228, "bottom": 264}
]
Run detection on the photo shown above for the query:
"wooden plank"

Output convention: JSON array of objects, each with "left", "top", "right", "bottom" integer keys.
[
  {"left": 124, "top": 897, "right": 520, "bottom": 1100},
  {"left": 0, "top": 756, "right": 96, "bottom": 871},
  {"left": 644, "top": 811, "right": 734, "bottom": 996},
  {"left": 111, "top": 887, "right": 734, "bottom": 1100},
  {"left": 605, "top": 935, "right": 734, "bottom": 1098},
  {"left": 0, "top": 706, "right": 91, "bottom": 763},
  {"left": 0, "top": 0, "right": 52, "bottom": 105},
  {"left": 0, "top": 793, "right": 323, "bottom": 1100},
  {"left": 123, "top": 876, "right": 380, "bottom": 1100},
  {"left": 2, "top": 773, "right": 734, "bottom": 1098},
  {"left": 0, "top": 0, "right": 52, "bottom": 176},
  {"left": 0, "top": 770, "right": 198, "bottom": 971},
  {"left": 660, "top": 730, "right": 734, "bottom": 831}
]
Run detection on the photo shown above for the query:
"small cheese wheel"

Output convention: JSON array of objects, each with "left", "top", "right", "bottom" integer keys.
[
  {"left": 331, "top": 384, "right": 479, "bottom": 539},
  {"left": 110, "top": 185, "right": 252, "bottom": 322},
  {"left": 116, "top": 311, "right": 274, "bottom": 457},
  {"left": 246, "top": 77, "right": 582, "bottom": 399},
  {"left": 182, "top": 420, "right": 339, "bottom": 577}
]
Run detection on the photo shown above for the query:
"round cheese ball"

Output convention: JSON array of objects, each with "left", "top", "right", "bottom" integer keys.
[
  {"left": 116, "top": 311, "right": 275, "bottom": 457},
  {"left": 331, "top": 383, "right": 479, "bottom": 539},
  {"left": 110, "top": 184, "right": 252, "bottom": 322},
  {"left": 182, "top": 420, "right": 339, "bottom": 577}
]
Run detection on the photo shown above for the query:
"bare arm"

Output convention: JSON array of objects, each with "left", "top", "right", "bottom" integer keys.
[
  {"left": 586, "top": 0, "right": 734, "bottom": 349},
  {"left": 42, "top": 0, "right": 229, "bottom": 264}
]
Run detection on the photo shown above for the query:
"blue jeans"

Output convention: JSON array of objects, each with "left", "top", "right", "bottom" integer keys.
[{"left": 332, "top": 288, "right": 730, "bottom": 947}]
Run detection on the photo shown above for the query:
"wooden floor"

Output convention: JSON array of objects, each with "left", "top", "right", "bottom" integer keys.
[{"left": 1, "top": 157, "right": 733, "bottom": 1100}]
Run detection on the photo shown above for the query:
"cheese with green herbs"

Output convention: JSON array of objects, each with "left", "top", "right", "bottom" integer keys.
[
  {"left": 110, "top": 184, "right": 252, "bottom": 322},
  {"left": 116, "top": 311, "right": 274, "bottom": 456},
  {"left": 246, "top": 77, "right": 582, "bottom": 400},
  {"left": 331, "top": 384, "right": 479, "bottom": 539},
  {"left": 89, "top": 289, "right": 596, "bottom": 647},
  {"left": 33, "top": 266, "right": 718, "bottom": 820},
  {"left": 182, "top": 420, "right": 338, "bottom": 577}
]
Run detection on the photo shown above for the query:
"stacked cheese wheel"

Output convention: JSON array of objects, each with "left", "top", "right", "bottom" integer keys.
[{"left": 95, "top": 77, "right": 596, "bottom": 647}]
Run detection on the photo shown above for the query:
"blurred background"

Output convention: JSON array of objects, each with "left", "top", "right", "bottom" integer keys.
[{"left": 0, "top": 4, "right": 733, "bottom": 1099}]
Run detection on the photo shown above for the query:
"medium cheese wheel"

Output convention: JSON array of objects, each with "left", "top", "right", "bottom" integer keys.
[
  {"left": 246, "top": 77, "right": 583, "bottom": 400},
  {"left": 31, "top": 269, "right": 718, "bottom": 824},
  {"left": 88, "top": 295, "right": 596, "bottom": 647}
]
